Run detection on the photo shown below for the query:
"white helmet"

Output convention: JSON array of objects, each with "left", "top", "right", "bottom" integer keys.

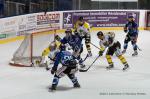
[
  {"left": 48, "top": 49, "right": 60, "bottom": 61},
  {"left": 49, "top": 41, "right": 57, "bottom": 51}
]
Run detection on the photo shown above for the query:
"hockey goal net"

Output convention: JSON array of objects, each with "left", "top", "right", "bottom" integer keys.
[{"left": 9, "top": 30, "right": 56, "bottom": 67}]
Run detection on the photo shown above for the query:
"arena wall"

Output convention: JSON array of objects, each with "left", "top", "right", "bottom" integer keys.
[{"left": 0, "top": 10, "right": 149, "bottom": 44}]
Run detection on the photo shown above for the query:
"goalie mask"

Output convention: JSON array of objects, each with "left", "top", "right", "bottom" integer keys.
[{"left": 49, "top": 41, "right": 57, "bottom": 51}]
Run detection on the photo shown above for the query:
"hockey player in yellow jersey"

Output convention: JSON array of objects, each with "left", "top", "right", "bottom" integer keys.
[
  {"left": 97, "top": 31, "right": 129, "bottom": 70},
  {"left": 42, "top": 40, "right": 61, "bottom": 57},
  {"left": 74, "top": 16, "right": 92, "bottom": 57},
  {"left": 35, "top": 41, "right": 61, "bottom": 67}
]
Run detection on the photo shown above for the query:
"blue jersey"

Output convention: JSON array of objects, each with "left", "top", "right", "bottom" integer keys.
[
  {"left": 61, "top": 34, "right": 83, "bottom": 51},
  {"left": 125, "top": 21, "right": 138, "bottom": 36},
  {"left": 53, "top": 51, "right": 76, "bottom": 69}
]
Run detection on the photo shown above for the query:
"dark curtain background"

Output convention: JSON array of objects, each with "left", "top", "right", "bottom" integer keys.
[{"left": 0, "top": 0, "right": 4, "bottom": 18}]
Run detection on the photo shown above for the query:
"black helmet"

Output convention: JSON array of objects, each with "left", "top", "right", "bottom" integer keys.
[
  {"left": 97, "top": 31, "right": 104, "bottom": 37},
  {"left": 65, "top": 28, "right": 72, "bottom": 34},
  {"left": 128, "top": 15, "right": 134, "bottom": 19},
  {"left": 78, "top": 16, "right": 83, "bottom": 21}
]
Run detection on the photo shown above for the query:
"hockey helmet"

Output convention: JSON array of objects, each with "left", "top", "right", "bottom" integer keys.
[
  {"left": 65, "top": 28, "right": 72, "bottom": 38},
  {"left": 128, "top": 15, "right": 135, "bottom": 21},
  {"left": 97, "top": 31, "right": 104, "bottom": 40},
  {"left": 49, "top": 41, "right": 57, "bottom": 51},
  {"left": 65, "top": 28, "right": 72, "bottom": 34},
  {"left": 128, "top": 15, "right": 134, "bottom": 18},
  {"left": 78, "top": 16, "right": 84, "bottom": 21},
  {"left": 78, "top": 16, "right": 84, "bottom": 26},
  {"left": 97, "top": 31, "right": 104, "bottom": 36}
]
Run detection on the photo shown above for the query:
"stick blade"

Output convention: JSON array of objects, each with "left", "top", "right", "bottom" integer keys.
[{"left": 79, "top": 69, "right": 88, "bottom": 72}]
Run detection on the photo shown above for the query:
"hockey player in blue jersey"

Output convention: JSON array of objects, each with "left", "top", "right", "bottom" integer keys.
[
  {"left": 55, "top": 28, "right": 85, "bottom": 69},
  {"left": 49, "top": 44, "right": 80, "bottom": 91},
  {"left": 122, "top": 15, "right": 139, "bottom": 56}
]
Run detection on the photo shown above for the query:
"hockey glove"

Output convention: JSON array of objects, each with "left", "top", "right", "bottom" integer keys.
[
  {"left": 99, "top": 50, "right": 103, "bottom": 56},
  {"left": 51, "top": 67, "right": 57, "bottom": 74}
]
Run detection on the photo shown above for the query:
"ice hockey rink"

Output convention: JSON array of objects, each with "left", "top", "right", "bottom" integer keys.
[{"left": 0, "top": 30, "right": 150, "bottom": 99}]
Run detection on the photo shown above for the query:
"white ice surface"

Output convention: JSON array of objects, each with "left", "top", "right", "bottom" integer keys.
[{"left": 0, "top": 30, "right": 150, "bottom": 99}]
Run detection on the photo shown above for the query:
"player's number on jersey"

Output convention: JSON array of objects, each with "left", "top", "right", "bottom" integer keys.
[{"left": 63, "top": 56, "right": 72, "bottom": 61}]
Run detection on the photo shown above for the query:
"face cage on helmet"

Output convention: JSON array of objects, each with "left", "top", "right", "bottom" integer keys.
[
  {"left": 98, "top": 34, "right": 104, "bottom": 40},
  {"left": 65, "top": 31, "right": 72, "bottom": 34},
  {"left": 97, "top": 32, "right": 103, "bottom": 37},
  {"left": 50, "top": 46, "right": 56, "bottom": 51}
]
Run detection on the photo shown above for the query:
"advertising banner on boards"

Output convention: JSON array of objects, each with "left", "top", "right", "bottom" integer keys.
[
  {"left": 0, "top": 17, "right": 18, "bottom": 39},
  {"left": 147, "top": 11, "right": 150, "bottom": 27},
  {"left": 17, "top": 14, "right": 37, "bottom": 36},
  {"left": 36, "top": 12, "right": 61, "bottom": 30},
  {"left": 63, "top": 11, "right": 139, "bottom": 28}
]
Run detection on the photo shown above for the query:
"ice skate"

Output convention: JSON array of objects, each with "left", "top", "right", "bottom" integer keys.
[
  {"left": 73, "top": 82, "right": 81, "bottom": 88},
  {"left": 106, "top": 64, "right": 114, "bottom": 69},
  {"left": 123, "top": 64, "right": 129, "bottom": 71},
  {"left": 48, "top": 85, "right": 56, "bottom": 92},
  {"left": 132, "top": 50, "right": 138, "bottom": 56}
]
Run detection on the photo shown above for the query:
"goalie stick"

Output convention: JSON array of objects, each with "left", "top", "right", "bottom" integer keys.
[{"left": 79, "top": 55, "right": 100, "bottom": 72}]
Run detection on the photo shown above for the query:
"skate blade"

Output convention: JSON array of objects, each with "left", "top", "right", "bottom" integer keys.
[
  {"left": 106, "top": 67, "right": 114, "bottom": 70},
  {"left": 48, "top": 88, "right": 56, "bottom": 92},
  {"left": 132, "top": 53, "right": 138, "bottom": 57},
  {"left": 123, "top": 67, "right": 130, "bottom": 71}
]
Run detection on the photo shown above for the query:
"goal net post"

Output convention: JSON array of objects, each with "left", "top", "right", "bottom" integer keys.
[{"left": 9, "top": 30, "right": 57, "bottom": 67}]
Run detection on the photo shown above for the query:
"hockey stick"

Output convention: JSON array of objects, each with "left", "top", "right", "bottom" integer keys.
[
  {"left": 128, "top": 35, "right": 142, "bottom": 51},
  {"left": 91, "top": 40, "right": 142, "bottom": 52},
  {"left": 137, "top": 45, "right": 142, "bottom": 51},
  {"left": 90, "top": 42, "right": 100, "bottom": 50},
  {"left": 82, "top": 54, "right": 89, "bottom": 62},
  {"left": 79, "top": 55, "right": 100, "bottom": 72}
]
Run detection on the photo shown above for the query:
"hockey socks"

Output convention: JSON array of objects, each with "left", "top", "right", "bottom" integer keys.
[{"left": 118, "top": 55, "right": 129, "bottom": 70}]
